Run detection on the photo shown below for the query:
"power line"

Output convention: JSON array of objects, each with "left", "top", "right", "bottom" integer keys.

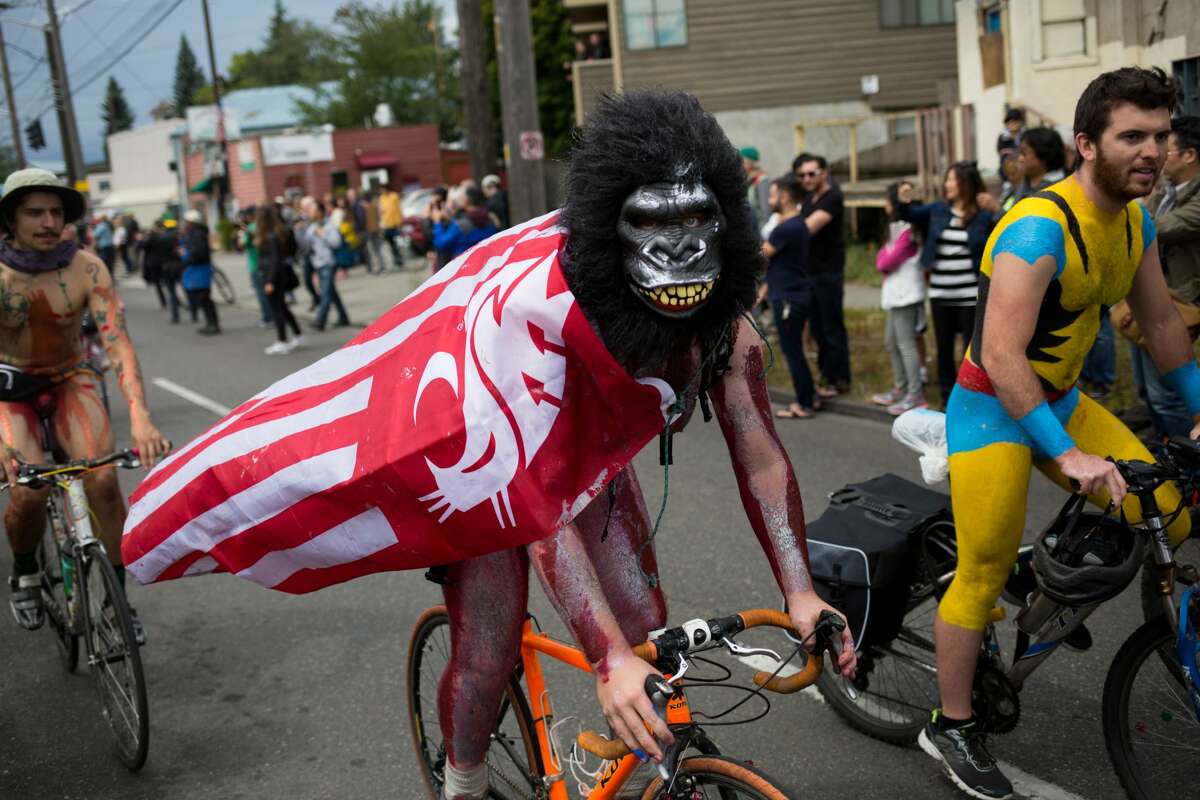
[
  {"left": 29, "top": 0, "right": 184, "bottom": 120},
  {"left": 74, "top": 11, "right": 161, "bottom": 100}
]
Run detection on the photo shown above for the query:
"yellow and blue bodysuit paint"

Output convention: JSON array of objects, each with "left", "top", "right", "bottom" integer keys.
[{"left": 941, "top": 176, "right": 1191, "bottom": 631}]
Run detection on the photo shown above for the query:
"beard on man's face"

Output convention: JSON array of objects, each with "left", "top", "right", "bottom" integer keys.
[{"left": 1093, "top": 141, "right": 1159, "bottom": 203}]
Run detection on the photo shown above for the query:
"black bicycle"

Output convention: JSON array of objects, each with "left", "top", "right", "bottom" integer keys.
[
  {"left": 12, "top": 391, "right": 150, "bottom": 770},
  {"left": 814, "top": 423, "right": 1200, "bottom": 775}
]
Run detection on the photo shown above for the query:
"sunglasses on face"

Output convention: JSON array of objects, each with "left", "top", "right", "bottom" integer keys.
[{"left": 798, "top": 171, "right": 819, "bottom": 178}]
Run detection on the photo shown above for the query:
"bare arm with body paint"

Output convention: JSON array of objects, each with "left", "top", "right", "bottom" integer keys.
[
  {"left": 528, "top": 524, "right": 673, "bottom": 762},
  {"left": 84, "top": 255, "right": 169, "bottom": 466},
  {"left": 708, "top": 316, "right": 856, "bottom": 676}
]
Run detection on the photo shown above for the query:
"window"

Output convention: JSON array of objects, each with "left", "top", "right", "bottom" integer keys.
[
  {"left": 880, "top": 0, "right": 955, "bottom": 27},
  {"left": 1177, "top": 57, "right": 1200, "bottom": 116},
  {"left": 624, "top": 0, "right": 688, "bottom": 50},
  {"left": 1041, "top": 0, "right": 1086, "bottom": 58},
  {"left": 98, "top": 179, "right": 111, "bottom": 193}
]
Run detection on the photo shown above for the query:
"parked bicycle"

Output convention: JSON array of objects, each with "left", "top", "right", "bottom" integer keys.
[
  {"left": 10, "top": 390, "right": 150, "bottom": 770},
  {"left": 406, "top": 603, "right": 845, "bottom": 799},
  {"left": 808, "top": 412, "right": 1198, "bottom": 800}
]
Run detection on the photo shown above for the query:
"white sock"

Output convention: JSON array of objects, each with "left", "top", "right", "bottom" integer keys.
[{"left": 442, "top": 761, "right": 488, "bottom": 800}]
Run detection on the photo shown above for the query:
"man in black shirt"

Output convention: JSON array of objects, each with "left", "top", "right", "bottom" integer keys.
[
  {"left": 797, "top": 154, "right": 851, "bottom": 395},
  {"left": 758, "top": 174, "right": 816, "bottom": 417}
]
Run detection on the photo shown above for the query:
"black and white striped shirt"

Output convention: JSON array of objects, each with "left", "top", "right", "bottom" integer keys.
[{"left": 928, "top": 212, "right": 977, "bottom": 305}]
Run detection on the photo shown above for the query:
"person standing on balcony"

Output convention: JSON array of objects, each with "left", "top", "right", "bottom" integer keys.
[{"left": 798, "top": 154, "right": 851, "bottom": 397}]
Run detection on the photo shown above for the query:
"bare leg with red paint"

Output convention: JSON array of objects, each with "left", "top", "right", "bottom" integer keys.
[
  {"left": 1, "top": 400, "right": 50, "bottom": 629},
  {"left": 438, "top": 548, "right": 529, "bottom": 800}
]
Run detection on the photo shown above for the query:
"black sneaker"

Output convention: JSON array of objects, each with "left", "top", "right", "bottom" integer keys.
[
  {"left": 9, "top": 573, "right": 45, "bottom": 630},
  {"left": 918, "top": 710, "right": 1013, "bottom": 799}
]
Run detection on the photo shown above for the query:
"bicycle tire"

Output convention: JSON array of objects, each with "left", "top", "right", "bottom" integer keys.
[
  {"left": 38, "top": 495, "right": 78, "bottom": 673},
  {"left": 815, "top": 520, "right": 954, "bottom": 745},
  {"left": 638, "top": 755, "right": 797, "bottom": 800},
  {"left": 406, "top": 606, "right": 544, "bottom": 800},
  {"left": 1102, "top": 614, "right": 1199, "bottom": 800},
  {"left": 213, "top": 267, "right": 236, "bottom": 305},
  {"left": 79, "top": 544, "right": 149, "bottom": 771}
]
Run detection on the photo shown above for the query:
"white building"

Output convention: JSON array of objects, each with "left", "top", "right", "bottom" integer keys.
[
  {"left": 957, "top": 0, "right": 1200, "bottom": 174},
  {"left": 96, "top": 118, "right": 186, "bottom": 225}
]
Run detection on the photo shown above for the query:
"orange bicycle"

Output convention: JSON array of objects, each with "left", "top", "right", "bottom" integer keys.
[{"left": 406, "top": 605, "right": 844, "bottom": 799}]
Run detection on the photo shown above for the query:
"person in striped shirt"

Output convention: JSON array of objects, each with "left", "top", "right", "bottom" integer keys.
[{"left": 897, "top": 163, "right": 1000, "bottom": 404}]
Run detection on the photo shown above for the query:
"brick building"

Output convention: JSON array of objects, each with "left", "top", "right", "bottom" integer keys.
[{"left": 184, "top": 123, "right": 442, "bottom": 211}]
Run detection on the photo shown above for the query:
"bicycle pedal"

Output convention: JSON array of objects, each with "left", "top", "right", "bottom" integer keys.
[{"left": 1062, "top": 623, "right": 1093, "bottom": 652}]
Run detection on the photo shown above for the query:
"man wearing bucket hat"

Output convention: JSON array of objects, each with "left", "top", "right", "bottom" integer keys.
[
  {"left": 0, "top": 168, "right": 169, "bottom": 632},
  {"left": 740, "top": 145, "right": 771, "bottom": 231}
]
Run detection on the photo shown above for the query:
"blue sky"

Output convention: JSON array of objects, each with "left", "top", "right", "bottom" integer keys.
[{"left": 1, "top": 0, "right": 459, "bottom": 167}]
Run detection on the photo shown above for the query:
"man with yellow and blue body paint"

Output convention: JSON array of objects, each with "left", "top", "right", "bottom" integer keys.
[{"left": 919, "top": 67, "right": 1200, "bottom": 800}]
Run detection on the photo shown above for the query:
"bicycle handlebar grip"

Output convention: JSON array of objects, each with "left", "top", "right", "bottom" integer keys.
[
  {"left": 751, "top": 653, "right": 823, "bottom": 694},
  {"left": 737, "top": 608, "right": 796, "bottom": 633},
  {"left": 577, "top": 730, "right": 631, "bottom": 760},
  {"left": 631, "top": 641, "right": 657, "bottom": 663}
]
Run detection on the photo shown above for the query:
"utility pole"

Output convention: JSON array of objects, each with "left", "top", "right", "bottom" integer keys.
[
  {"left": 494, "top": 0, "right": 546, "bottom": 224},
  {"left": 44, "top": 0, "right": 84, "bottom": 184},
  {"left": 456, "top": 0, "right": 495, "bottom": 184},
  {"left": 0, "top": 21, "right": 25, "bottom": 169},
  {"left": 200, "top": 0, "right": 228, "bottom": 220}
]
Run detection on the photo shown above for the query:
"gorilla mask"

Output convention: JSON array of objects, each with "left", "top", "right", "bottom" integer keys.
[
  {"left": 561, "top": 89, "right": 762, "bottom": 370},
  {"left": 620, "top": 180, "right": 725, "bottom": 318}
]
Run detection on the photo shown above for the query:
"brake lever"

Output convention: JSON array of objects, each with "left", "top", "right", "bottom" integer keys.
[{"left": 721, "top": 637, "right": 782, "bottom": 664}]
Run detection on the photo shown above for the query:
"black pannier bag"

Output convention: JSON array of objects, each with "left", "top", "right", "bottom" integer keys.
[{"left": 806, "top": 473, "right": 951, "bottom": 650}]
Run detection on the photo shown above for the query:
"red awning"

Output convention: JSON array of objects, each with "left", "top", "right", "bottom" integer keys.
[{"left": 356, "top": 152, "right": 398, "bottom": 169}]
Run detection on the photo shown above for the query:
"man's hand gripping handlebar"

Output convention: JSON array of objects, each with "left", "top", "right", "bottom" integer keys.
[{"left": 578, "top": 609, "right": 846, "bottom": 760}]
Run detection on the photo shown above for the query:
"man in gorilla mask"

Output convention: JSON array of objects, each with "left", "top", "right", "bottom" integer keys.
[
  {"left": 121, "top": 90, "right": 854, "bottom": 799},
  {"left": 434, "top": 90, "right": 856, "bottom": 798}
]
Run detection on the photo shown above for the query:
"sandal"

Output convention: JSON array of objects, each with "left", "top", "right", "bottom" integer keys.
[
  {"left": 775, "top": 406, "right": 815, "bottom": 420},
  {"left": 815, "top": 385, "right": 840, "bottom": 399}
]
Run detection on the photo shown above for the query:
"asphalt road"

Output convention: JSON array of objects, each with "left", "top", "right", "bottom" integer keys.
[{"left": 0, "top": 278, "right": 1150, "bottom": 800}]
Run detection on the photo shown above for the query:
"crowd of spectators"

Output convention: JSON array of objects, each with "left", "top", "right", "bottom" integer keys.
[{"left": 754, "top": 106, "right": 1200, "bottom": 438}]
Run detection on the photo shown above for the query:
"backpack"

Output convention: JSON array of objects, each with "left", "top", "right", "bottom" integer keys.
[{"left": 806, "top": 473, "right": 951, "bottom": 651}]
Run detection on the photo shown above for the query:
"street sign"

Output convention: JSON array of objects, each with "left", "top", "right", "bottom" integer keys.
[
  {"left": 74, "top": 179, "right": 88, "bottom": 193},
  {"left": 519, "top": 131, "right": 544, "bottom": 161}
]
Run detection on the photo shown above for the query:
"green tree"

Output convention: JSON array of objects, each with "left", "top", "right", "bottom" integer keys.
[
  {"left": 226, "top": 0, "right": 340, "bottom": 89},
  {"left": 100, "top": 76, "right": 135, "bottom": 139},
  {"left": 298, "top": 1, "right": 461, "bottom": 140},
  {"left": 480, "top": 0, "right": 576, "bottom": 158},
  {"left": 172, "top": 34, "right": 207, "bottom": 117}
]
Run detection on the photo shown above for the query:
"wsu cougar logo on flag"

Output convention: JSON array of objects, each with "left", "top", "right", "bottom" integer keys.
[{"left": 122, "top": 212, "right": 677, "bottom": 593}]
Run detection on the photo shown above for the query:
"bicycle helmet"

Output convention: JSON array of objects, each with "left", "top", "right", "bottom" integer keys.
[{"left": 1032, "top": 495, "right": 1144, "bottom": 606}]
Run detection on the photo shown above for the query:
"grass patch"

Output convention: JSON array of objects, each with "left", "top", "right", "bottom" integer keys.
[
  {"left": 843, "top": 242, "right": 881, "bottom": 287},
  {"left": 764, "top": 304, "right": 1141, "bottom": 415}
]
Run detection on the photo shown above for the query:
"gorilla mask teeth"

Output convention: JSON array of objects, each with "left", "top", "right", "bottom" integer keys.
[{"left": 636, "top": 280, "right": 714, "bottom": 312}]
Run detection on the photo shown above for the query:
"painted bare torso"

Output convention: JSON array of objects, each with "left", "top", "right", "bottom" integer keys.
[{"left": 0, "top": 250, "right": 102, "bottom": 375}]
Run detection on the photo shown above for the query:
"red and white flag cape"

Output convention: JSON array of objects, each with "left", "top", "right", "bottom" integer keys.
[{"left": 121, "top": 212, "right": 677, "bottom": 593}]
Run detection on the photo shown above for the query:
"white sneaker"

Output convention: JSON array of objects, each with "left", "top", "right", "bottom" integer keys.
[
  {"left": 264, "top": 341, "right": 290, "bottom": 355},
  {"left": 288, "top": 335, "right": 306, "bottom": 350}
]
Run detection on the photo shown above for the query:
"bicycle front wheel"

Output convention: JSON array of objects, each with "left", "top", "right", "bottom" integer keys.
[
  {"left": 639, "top": 755, "right": 797, "bottom": 799},
  {"left": 213, "top": 267, "right": 236, "bottom": 305},
  {"left": 39, "top": 501, "right": 79, "bottom": 673},
  {"left": 1102, "top": 614, "right": 1200, "bottom": 800},
  {"left": 80, "top": 544, "right": 149, "bottom": 770},
  {"left": 406, "top": 606, "right": 543, "bottom": 800}
]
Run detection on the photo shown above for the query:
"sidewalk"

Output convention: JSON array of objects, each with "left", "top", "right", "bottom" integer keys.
[{"left": 212, "top": 251, "right": 430, "bottom": 329}]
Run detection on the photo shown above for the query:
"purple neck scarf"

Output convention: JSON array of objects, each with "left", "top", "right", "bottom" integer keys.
[{"left": 0, "top": 238, "right": 79, "bottom": 274}]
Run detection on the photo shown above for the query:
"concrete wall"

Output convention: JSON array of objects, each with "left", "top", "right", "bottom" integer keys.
[{"left": 715, "top": 100, "right": 890, "bottom": 181}]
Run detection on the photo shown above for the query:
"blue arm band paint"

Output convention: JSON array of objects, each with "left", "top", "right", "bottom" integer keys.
[
  {"left": 1017, "top": 401, "right": 1075, "bottom": 459},
  {"left": 1165, "top": 361, "right": 1200, "bottom": 417}
]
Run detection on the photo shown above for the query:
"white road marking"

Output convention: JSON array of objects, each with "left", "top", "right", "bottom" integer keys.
[
  {"left": 152, "top": 378, "right": 232, "bottom": 417},
  {"left": 736, "top": 654, "right": 1089, "bottom": 800}
]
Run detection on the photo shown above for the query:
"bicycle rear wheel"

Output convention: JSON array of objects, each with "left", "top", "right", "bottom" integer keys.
[
  {"left": 1102, "top": 615, "right": 1199, "bottom": 800},
  {"left": 638, "top": 755, "right": 796, "bottom": 799},
  {"left": 406, "top": 606, "right": 543, "bottom": 800},
  {"left": 816, "top": 520, "right": 954, "bottom": 744},
  {"left": 213, "top": 267, "right": 236, "bottom": 305},
  {"left": 80, "top": 544, "right": 149, "bottom": 770},
  {"left": 39, "top": 498, "right": 79, "bottom": 673}
]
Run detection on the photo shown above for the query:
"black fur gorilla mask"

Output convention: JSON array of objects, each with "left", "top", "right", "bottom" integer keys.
[
  {"left": 561, "top": 90, "right": 761, "bottom": 370},
  {"left": 619, "top": 180, "right": 725, "bottom": 317}
]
